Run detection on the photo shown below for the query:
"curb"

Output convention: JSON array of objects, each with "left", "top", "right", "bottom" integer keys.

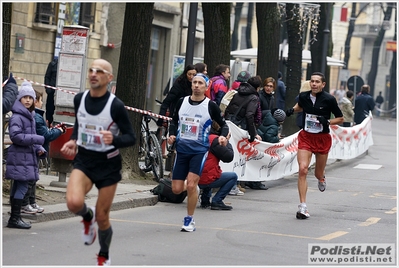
[{"left": 3, "top": 192, "right": 159, "bottom": 224}]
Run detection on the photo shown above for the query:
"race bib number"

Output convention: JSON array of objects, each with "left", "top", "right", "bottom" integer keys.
[
  {"left": 80, "top": 123, "right": 105, "bottom": 148},
  {"left": 180, "top": 116, "right": 200, "bottom": 140},
  {"left": 304, "top": 113, "right": 323, "bottom": 133}
]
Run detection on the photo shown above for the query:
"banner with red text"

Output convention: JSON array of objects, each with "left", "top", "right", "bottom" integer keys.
[{"left": 220, "top": 116, "right": 374, "bottom": 182}]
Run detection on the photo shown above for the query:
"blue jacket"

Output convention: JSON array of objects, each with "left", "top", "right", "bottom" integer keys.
[
  {"left": 34, "top": 108, "right": 63, "bottom": 152},
  {"left": 5, "top": 101, "right": 46, "bottom": 181},
  {"left": 354, "top": 93, "right": 375, "bottom": 124}
]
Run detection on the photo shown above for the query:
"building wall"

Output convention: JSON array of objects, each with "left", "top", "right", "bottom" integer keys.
[{"left": 9, "top": 3, "right": 103, "bottom": 95}]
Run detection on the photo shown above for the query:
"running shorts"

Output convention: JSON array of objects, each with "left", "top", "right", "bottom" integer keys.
[{"left": 298, "top": 130, "right": 332, "bottom": 155}]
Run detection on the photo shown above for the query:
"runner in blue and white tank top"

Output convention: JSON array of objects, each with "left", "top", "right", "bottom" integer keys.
[{"left": 167, "top": 73, "right": 229, "bottom": 232}]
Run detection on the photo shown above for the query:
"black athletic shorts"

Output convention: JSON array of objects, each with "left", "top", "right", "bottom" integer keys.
[{"left": 73, "top": 148, "right": 122, "bottom": 189}]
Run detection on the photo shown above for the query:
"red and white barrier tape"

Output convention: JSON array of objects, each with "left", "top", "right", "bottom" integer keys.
[
  {"left": 9, "top": 75, "right": 172, "bottom": 121},
  {"left": 2, "top": 79, "right": 9, "bottom": 87}
]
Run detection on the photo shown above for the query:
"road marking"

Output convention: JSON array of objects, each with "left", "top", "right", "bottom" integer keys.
[
  {"left": 358, "top": 217, "right": 380, "bottom": 226},
  {"left": 316, "top": 231, "right": 348, "bottom": 241},
  {"left": 385, "top": 207, "right": 397, "bottom": 214},
  {"left": 369, "top": 193, "right": 397, "bottom": 200},
  {"left": 111, "top": 218, "right": 348, "bottom": 241},
  {"left": 353, "top": 164, "right": 382, "bottom": 170}
]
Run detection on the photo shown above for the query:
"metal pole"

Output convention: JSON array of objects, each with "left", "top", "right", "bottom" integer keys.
[
  {"left": 321, "top": 3, "right": 332, "bottom": 74},
  {"left": 185, "top": 3, "right": 198, "bottom": 66}
]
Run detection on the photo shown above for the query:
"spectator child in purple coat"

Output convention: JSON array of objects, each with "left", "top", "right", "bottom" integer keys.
[{"left": 5, "top": 82, "right": 47, "bottom": 229}]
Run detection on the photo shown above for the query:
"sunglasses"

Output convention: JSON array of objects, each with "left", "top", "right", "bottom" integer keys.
[{"left": 89, "top": 68, "right": 111, "bottom": 75}]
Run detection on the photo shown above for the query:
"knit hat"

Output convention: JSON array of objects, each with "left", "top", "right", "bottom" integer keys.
[
  {"left": 272, "top": 108, "right": 286, "bottom": 122},
  {"left": 17, "top": 82, "right": 36, "bottom": 100},
  {"left": 236, "top": 71, "right": 251, "bottom": 82}
]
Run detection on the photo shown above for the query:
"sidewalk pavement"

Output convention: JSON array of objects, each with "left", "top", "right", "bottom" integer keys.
[{"left": 2, "top": 174, "right": 159, "bottom": 224}]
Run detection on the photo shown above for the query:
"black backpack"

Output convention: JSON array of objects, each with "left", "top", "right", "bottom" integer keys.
[{"left": 150, "top": 178, "right": 187, "bottom": 203}]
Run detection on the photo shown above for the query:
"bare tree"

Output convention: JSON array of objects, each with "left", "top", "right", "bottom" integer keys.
[
  {"left": 283, "top": 3, "right": 302, "bottom": 136},
  {"left": 2, "top": 3, "right": 12, "bottom": 79},
  {"left": 367, "top": 3, "right": 395, "bottom": 97},
  {"left": 117, "top": 3, "right": 154, "bottom": 180},
  {"left": 343, "top": 3, "right": 369, "bottom": 70},
  {"left": 231, "top": 3, "right": 243, "bottom": 51},
  {"left": 246, "top": 3, "right": 254, "bottom": 48},
  {"left": 309, "top": 3, "right": 333, "bottom": 89},
  {"left": 388, "top": 9, "right": 397, "bottom": 111},
  {"left": 202, "top": 3, "right": 231, "bottom": 74},
  {"left": 256, "top": 3, "right": 280, "bottom": 80}
]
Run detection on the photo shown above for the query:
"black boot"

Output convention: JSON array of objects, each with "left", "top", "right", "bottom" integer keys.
[{"left": 7, "top": 198, "right": 31, "bottom": 229}]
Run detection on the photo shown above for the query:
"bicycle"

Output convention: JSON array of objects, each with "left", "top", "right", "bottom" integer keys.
[
  {"left": 138, "top": 112, "right": 164, "bottom": 182},
  {"left": 154, "top": 99, "right": 176, "bottom": 174}
]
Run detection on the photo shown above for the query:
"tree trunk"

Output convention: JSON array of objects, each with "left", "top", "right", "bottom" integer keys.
[
  {"left": 343, "top": 3, "right": 369, "bottom": 70},
  {"left": 310, "top": 3, "right": 333, "bottom": 90},
  {"left": 256, "top": 3, "right": 280, "bottom": 80},
  {"left": 2, "top": 3, "right": 12, "bottom": 79},
  {"left": 203, "top": 3, "right": 232, "bottom": 74},
  {"left": 367, "top": 3, "right": 394, "bottom": 97},
  {"left": 388, "top": 8, "right": 397, "bottom": 111},
  {"left": 231, "top": 3, "right": 243, "bottom": 51},
  {"left": 283, "top": 3, "right": 302, "bottom": 136},
  {"left": 246, "top": 3, "right": 254, "bottom": 48},
  {"left": 117, "top": 3, "right": 154, "bottom": 180}
]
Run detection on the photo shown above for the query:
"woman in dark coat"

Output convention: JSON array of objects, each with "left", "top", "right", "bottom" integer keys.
[
  {"left": 157, "top": 64, "right": 197, "bottom": 126},
  {"left": 259, "top": 77, "right": 276, "bottom": 120},
  {"left": 5, "top": 82, "right": 46, "bottom": 229}
]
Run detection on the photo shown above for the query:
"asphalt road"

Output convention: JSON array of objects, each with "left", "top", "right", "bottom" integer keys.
[{"left": 2, "top": 117, "right": 397, "bottom": 267}]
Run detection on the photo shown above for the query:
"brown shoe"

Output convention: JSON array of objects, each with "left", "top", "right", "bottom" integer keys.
[{"left": 237, "top": 184, "right": 246, "bottom": 193}]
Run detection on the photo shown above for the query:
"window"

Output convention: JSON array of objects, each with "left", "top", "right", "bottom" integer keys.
[
  {"left": 79, "top": 3, "right": 95, "bottom": 30},
  {"left": 34, "top": 3, "right": 56, "bottom": 25}
]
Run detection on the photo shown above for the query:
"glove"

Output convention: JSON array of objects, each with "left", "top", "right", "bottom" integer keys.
[
  {"left": 317, "top": 116, "right": 330, "bottom": 128},
  {"left": 285, "top": 108, "right": 294, "bottom": 117},
  {"left": 8, "top": 73, "right": 16, "bottom": 84},
  {"left": 156, "top": 117, "right": 166, "bottom": 127}
]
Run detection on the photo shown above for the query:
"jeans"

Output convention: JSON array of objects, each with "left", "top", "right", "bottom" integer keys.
[{"left": 199, "top": 172, "right": 237, "bottom": 203}]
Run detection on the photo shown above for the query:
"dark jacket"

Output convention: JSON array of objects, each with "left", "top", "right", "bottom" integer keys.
[
  {"left": 5, "top": 101, "right": 46, "bottom": 182},
  {"left": 199, "top": 134, "right": 234, "bottom": 185},
  {"left": 276, "top": 79, "right": 286, "bottom": 110},
  {"left": 298, "top": 90, "right": 343, "bottom": 133},
  {"left": 354, "top": 93, "right": 375, "bottom": 124},
  {"left": 157, "top": 78, "right": 192, "bottom": 126},
  {"left": 44, "top": 58, "right": 58, "bottom": 88},
  {"left": 224, "top": 82, "right": 259, "bottom": 142},
  {"left": 259, "top": 90, "right": 275, "bottom": 119},
  {"left": 2, "top": 82, "right": 18, "bottom": 114},
  {"left": 34, "top": 108, "right": 63, "bottom": 152},
  {"left": 257, "top": 111, "right": 280, "bottom": 143}
]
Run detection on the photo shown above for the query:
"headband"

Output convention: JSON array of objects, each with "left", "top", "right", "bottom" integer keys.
[{"left": 194, "top": 73, "right": 210, "bottom": 87}]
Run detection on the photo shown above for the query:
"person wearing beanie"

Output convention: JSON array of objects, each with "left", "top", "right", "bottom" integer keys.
[
  {"left": 3, "top": 73, "right": 18, "bottom": 114},
  {"left": 21, "top": 90, "right": 66, "bottom": 215},
  {"left": 5, "top": 81, "right": 47, "bottom": 229},
  {"left": 257, "top": 108, "right": 286, "bottom": 143}
]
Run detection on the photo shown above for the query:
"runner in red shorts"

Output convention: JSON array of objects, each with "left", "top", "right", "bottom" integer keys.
[{"left": 285, "top": 72, "right": 343, "bottom": 219}]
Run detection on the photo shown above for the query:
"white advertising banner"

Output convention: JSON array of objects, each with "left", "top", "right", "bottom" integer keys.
[{"left": 220, "top": 116, "right": 374, "bottom": 182}]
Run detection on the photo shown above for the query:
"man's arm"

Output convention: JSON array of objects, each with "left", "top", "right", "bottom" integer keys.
[{"left": 2, "top": 78, "right": 18, "bottom": 114}]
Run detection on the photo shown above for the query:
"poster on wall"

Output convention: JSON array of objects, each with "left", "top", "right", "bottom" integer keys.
[
  {"left": 57, "top": 53, "right": 84, "bottom": 88},
  {"left": 170, "top": 56, "right": 203, "bottom": 88}
]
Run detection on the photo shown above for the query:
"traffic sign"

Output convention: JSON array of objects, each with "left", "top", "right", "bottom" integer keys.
[{"left": 347, "top": 75, "right": 364, "bottom": 94}]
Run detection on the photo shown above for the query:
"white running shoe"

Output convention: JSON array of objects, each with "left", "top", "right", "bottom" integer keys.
[
  {"left": 181, "top": 216, "right": 196, "bottom": 232},
  {"left": 228, "top": 186, "right": 244, "bottom": 196},
  {"left": 81, "top": 207, "right": 96, "bottom": 245},
  {"left": 296, "top": 204, "right": 310, "bottom": 219}
]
